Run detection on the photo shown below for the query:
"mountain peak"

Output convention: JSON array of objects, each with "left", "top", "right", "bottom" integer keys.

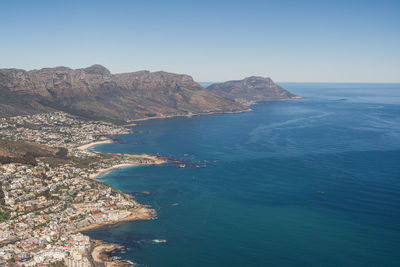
[
  {"left": 244, "top": 76, "right": 272, "bottom": 81},
  {"left": 82, "top": 64, "right": 111, "bottom": 75}
]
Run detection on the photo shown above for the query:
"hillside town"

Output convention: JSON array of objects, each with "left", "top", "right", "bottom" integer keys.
[
  {"left": 0, "top": 112, "right": 132, "bottom": 158},
  {"left": 0, "top": 112, "right": 164, "bottom": 266}
]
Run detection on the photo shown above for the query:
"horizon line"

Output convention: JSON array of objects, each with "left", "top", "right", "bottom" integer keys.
[{"left": 201, "top": 81, "right": 400, "bottom": 84}]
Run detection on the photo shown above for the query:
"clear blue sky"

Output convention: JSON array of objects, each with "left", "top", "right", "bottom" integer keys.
[{"left": 1, "top": 0, "right": 399, "bottom": 82}]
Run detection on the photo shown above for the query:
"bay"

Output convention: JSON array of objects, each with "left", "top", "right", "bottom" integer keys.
[{"left": 85, "top": 83, "right": 400, "bottom": 267}]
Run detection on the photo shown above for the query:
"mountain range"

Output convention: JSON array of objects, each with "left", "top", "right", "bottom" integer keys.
[{"left": 0, "top": 65, "right": 299, "bottom": 123}]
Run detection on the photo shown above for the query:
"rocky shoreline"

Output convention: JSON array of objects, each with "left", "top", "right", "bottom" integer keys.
[
  {"left": 90, "top": 240, "right": 131, "bottom": 266},
  {"left": 76, "top": 138, "right": 165, "bottom": 266},
  {"left": 82, "top": 205, "right": 157, "bottom": 266},
  {"left": 75, "top": 205, "right": 157, "bottom": 233}
]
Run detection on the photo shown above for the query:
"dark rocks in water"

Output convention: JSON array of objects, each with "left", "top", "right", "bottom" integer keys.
[
  {"left": 110, "top": 138, "right": 127, "bottom": 144},
  {"left": 130, "top": 191, "right": 154, "bottom": 197}
]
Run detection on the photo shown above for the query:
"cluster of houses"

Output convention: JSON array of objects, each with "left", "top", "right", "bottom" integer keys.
[
  {"left": 0, "top": 112, "right": 158, "bottom": 265},
  {"left": 0, "top": 111, "right": 130, "bottom": 149},
  {"left": 0, "top": 160, "right": 150, "bottom": 265}
]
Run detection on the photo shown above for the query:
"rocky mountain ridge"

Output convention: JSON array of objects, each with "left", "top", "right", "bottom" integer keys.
[
  {"left": 0, "top": 65, "right": 245, "bottom": 122},
  {"left": 0, "top": 65, "right": 298, "bottom": 122}
]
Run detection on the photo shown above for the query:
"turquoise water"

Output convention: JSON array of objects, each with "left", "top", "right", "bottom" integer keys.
[{"left": 86, "top": 83, "right": 400, "bottom": 266}]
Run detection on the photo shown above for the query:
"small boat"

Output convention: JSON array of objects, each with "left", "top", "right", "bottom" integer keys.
[
  {"left": 152, "top": 239, "right": 167, "bottom": 243},
  {"left": 179, "top": 164, "right": 186, "bottom": 168},
  {"left": 316, "top": 191, "right": 325, "bottom": 195}
]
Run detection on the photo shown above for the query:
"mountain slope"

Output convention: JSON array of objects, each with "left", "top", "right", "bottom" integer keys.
[{"left": 0, "top": 88, "right": 53, "bottom": 118}]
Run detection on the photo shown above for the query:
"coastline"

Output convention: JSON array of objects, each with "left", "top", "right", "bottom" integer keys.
[
  {"left": 131, "top": 108, "right": 252, "bottom": 122},
  {"left": 89, "top": 155, "right": 167, "bottom": 180},
  {"left": 130, "top": 97, "right": 303, "bottom": 123},
  {"left": 78, "top": 140, "right": 165, "bottom": 266},
  {"left": 76, "top": 101, "right": 297, "bottom": 265},
  {"left": 0, "top": 96, "right": 303, "bottom": 265},
  {"left": 75, "top": 206, "right": 157, "bottom": 233},
  {"left": 78, "top": 102, "right": 292, "bottom": 265}
]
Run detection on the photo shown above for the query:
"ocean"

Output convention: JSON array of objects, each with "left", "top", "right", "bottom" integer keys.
[{"left": 85, "top": 83, "right": 400, "bottom": 266}]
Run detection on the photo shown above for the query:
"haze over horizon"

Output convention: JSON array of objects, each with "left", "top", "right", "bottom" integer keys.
[{"left": 1, "top": 0, "right": 399, "bottom": 82}]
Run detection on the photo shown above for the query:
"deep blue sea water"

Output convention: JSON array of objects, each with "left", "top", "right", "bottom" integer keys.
[{"left": 86, "top": 83, "right": 400, "bottom": 267}]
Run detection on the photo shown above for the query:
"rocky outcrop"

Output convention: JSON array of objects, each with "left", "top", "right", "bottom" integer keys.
[
  {"left": 208, "top": 76, "right": 299, "bottom": 105},
  {"left": 0, "top": 65, "right": 246, "bottom": 122}
]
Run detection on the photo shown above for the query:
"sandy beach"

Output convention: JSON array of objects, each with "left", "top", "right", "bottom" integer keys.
[
  {"left": 77, "top": 139, "right": 114, "bottom": 150},
  {"left": 89, "top": 155, "right": 167, "bottom": 179},
  {"left": 124, "top": 122, "right": 137, "bottom": 127},
  {"left": 89, "top": 163, "right": 137, "bottom": 179}
]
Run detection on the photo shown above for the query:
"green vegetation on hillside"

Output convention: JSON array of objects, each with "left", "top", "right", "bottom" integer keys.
[
  {"left": 0, "top": 139, "right": 70, "bottom": 166},
  {"left": 0, "top": 209, "right": 10, "bottom": 222}
]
